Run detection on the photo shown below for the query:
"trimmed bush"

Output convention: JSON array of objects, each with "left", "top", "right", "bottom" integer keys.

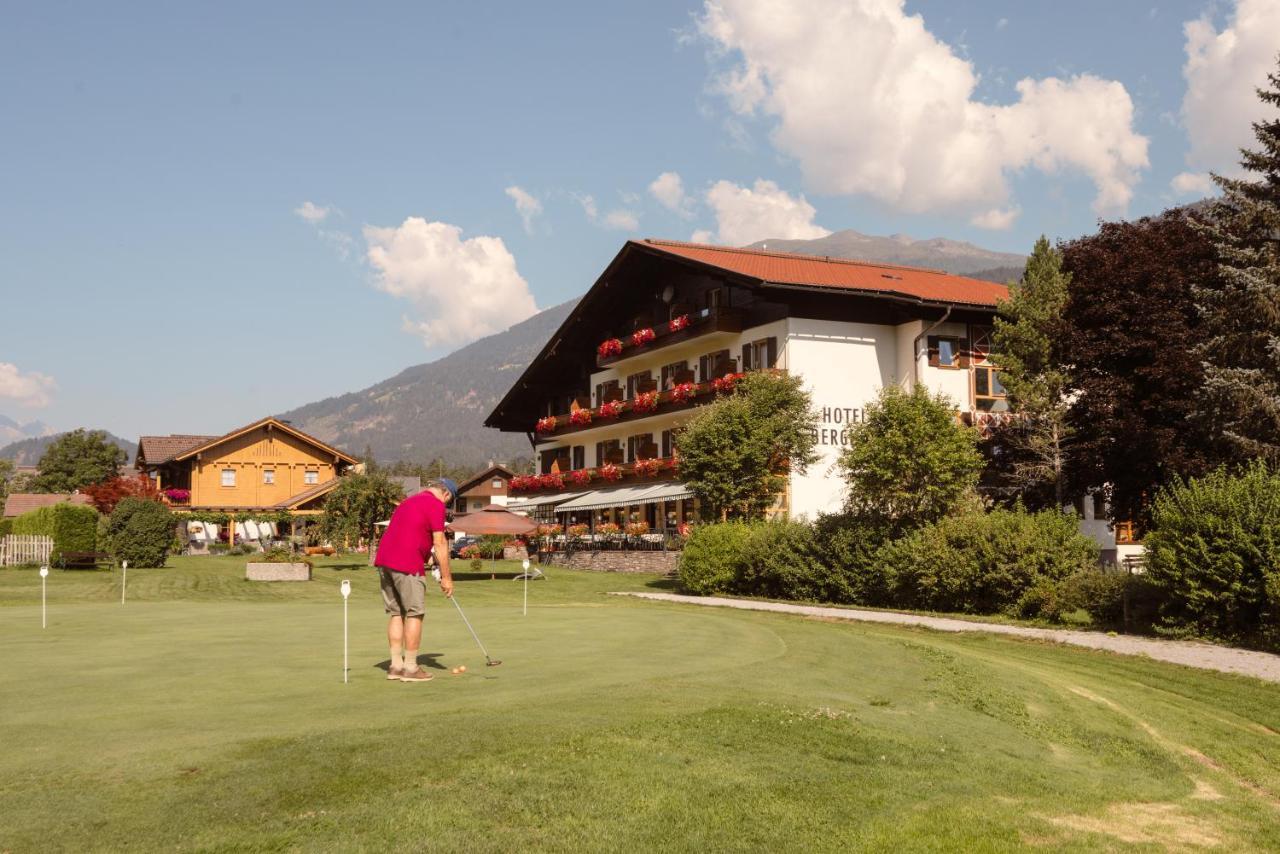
[
  {"left": 0, "top": 518, "right": 12, "bottom": 539},
  {"left": 12, "top": 503, "right": 99, "bottom": 566},
  {"left": 733, "top": 520, "right": 834, "bottom": 602},
  {"left": 104, "top": 498, "right": 176, "bottom": 568},
  {"left": 1144, "top": 462, "right": 1280, "bottom": 650},
  {"left": 678, "top": 522, "right": 753, "bottom": 594},
  {"left": 879, "top": 508, "right": 1098, "bottom": 616},
  {"left": 811, "top": 512, "right": 895, "bottom": 606}
]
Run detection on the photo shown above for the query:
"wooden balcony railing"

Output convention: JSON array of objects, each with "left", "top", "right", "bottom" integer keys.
[
  {"left": 511, "top": 456, "right": 680, "bottom": 495},
  {"left": 596, "top": 307, "right": 744, "bottom": 369},
  {"left": 534, "top": 373, "right": 749, "bottom": 440}
]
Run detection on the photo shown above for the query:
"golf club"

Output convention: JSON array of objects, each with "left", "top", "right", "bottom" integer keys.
[{"left": 449, "top": 595, "right": 502, "bottom": 666}]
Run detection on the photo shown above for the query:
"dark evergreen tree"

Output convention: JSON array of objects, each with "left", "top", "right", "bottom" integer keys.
[
  {"left": 990, "top": 236, "right": 1073, "bottom": 509},
  {"left": 1196, "top": 56, "right": 1280, "bottom": 463},
  {"left": 1059, "top": 208, "right": 1221, "bottom": 526}
]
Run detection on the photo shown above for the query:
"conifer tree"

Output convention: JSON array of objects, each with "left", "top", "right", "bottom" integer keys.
[
  {"left": 1196, "top": 56, "right": 1280, "bottom": 463},
  {"left": 991, "top": 236, "right": 1072, "bottom": 508}
]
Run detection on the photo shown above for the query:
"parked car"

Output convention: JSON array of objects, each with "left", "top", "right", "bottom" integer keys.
[{"left": 449, "top": 536, "right": 479, "bottom": 559}]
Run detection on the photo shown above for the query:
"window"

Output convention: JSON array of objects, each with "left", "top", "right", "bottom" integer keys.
[
  {"left": 263, "top": 469, "right": 275, "bottom": 485},
  {"left": 626, "top": 370, "right": 653, "bottom": 399},
  {"left": 742, "top": 337, "right": 777, "bottom": 371},
  {"left": 627, "top": 433, "right": 653, "bottom": 462},
  {"left": 661, "top": 361, "right": 689, "bottom": 389},
  {"left": 596, "top": 440, "right": 622, "bottom": 466},
  {"left": 973, "top": 366, "right": 1006, "bottom": 399},
  {"left": 304, "top": 470, "right": 319, "bottom": 485},
  {"left": 492, "top": 478, "right": 503, "bottom": 489},
  {"left": 927, "top": 336, "right": 967, "bottom": 369},
  {"left": 661, "top": 429, "right": 674, "bottom": 458},
  {"left": 221, "top": 469, "right": 235, "bottom": 487},
  {"left": 698, "top": 349, "right": 732, "bottom": 382},
  {"left": 1091, "top": 493, "right": 1106, "bottom": 519},
  {"left": 1115, "top": 521, "right": 1140, "bottom": 544},
  {"left": 572, "top": 445, "right": 585, "bottom": 470}
]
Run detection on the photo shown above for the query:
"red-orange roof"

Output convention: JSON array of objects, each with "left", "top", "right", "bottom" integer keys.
[
  {"left": 639, "top": 240, "right": 1008, "bottom": 307},
  {"left": 3, "top": 493, "right": 92, "bottom": 518}
]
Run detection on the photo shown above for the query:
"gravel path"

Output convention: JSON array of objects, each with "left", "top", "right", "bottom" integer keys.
[{"left": 611, "top": 592, "right": 1280, "bottom": 684}]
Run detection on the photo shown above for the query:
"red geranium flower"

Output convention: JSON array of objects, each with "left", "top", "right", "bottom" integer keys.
[
  {"left": 535, "top": 416, "right": 558, "bottom": 433},
  {"left": 630, "top": 327, "right": 656, "bottom": 347},
  {"left": 668, "top": 314, "right": 690, "bottom": 333},
  {"left": 597, "top": 338, "right": 623, "bottom": 359},
  {"left": 568, "top": 469, "right": 594, "bottom": 486},
  {"left": 539, "top": 472, "right": 564, "bottom": 491},
  {"left": 632, "top": 457, "right": 661, "bottom": 477},
  {"left": 598, "top": 400, "right": 625, "bottom": 419},
  {"left": 598, "top": 462, "right": 623, "bottom": 482},
  {"left": 669, "top": 382, "right": 698, "bottom": 404},
  {"left": 570, "top": 408, "right": 593, "bottom": 427},
  {"left": 631, "top": 390, "right": 659, "bottom": 414}
]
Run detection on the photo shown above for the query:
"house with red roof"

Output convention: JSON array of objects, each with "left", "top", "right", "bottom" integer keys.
[{"left": 486, "top": 239, "right": 1011, "bottom": 529}]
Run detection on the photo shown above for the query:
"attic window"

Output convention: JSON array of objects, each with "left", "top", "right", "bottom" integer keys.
[
  {"left": 491, "top": 479, "right": 503, "bottom": 489},
  {"left": 304, "top": 470, "right": 319, "bottom": 485}
]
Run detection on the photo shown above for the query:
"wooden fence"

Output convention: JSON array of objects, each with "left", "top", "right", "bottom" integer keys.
[{"left": 0, "top": 534, "right": 54, "bottom": 567}]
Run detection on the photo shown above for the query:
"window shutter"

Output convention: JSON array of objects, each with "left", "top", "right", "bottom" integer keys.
[
  {"left": 661, "top": 430, "right": 672, "bottom": 457},
  {"left": 926, "top": 337, "right": 940, "bottom": 368},
  {"left": 595, "top": 442, "right": 604, "bottom": 466},
  {"left": 741, "top": 344, "right": 753, "bottom": 372},
  {"left": 699, "top": 354, "right": 709, "bottom": 381}
]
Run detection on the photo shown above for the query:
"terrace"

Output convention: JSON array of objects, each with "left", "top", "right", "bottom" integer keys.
[{"left": 594, "top": 305, "right": 743, "bottom": 370}]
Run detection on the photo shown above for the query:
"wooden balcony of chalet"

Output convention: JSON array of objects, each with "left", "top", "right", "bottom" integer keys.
[{"left": 596, "top": 306, "right": 744, "bottom": 370}]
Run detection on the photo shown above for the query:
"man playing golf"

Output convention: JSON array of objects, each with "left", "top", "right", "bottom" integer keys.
[{"left": 375, "top": 478, "right": 458, "bottom": 683}]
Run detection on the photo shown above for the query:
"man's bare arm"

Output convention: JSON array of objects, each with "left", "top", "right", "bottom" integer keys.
[{"left": 433, "top": 531, "right": 454, "bottom": 597}]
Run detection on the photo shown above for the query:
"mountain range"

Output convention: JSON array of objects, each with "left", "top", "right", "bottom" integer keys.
[
  {"left": 0, "top": 415, "right": 54, "bottom": 447},
  {"left": 276, "top": 231, "right": 1026, "bottom": 466},
  {"left": 747, "top": 229, "right": 1026, "bottom": 282},
  {"left": 0, "top": 430, "right": 137, "bottom": 467}
]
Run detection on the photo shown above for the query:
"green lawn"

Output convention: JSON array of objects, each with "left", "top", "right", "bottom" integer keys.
[{"left": 1, "top": 555, "right": 1278, "bottom": 852}]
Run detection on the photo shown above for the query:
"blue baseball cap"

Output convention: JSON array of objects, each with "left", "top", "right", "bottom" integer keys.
[{"left": 432, "top": 478, "right": 460, "bottom": 504}]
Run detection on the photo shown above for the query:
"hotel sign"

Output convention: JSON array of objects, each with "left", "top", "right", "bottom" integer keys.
[{"left": 811, "top": 405, "right": 863, "bottom": 447}]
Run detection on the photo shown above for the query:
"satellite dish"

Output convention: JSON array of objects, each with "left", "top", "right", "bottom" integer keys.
[{"left": 661, "top": 284, "right": 674, "bottom": 304}]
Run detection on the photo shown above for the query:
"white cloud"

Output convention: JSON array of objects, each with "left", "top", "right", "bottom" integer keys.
[
  {"left": 698, "top": 0, "right": 1149, "bottom": 216},
  {"left": 691, "top": 229, "right": 715, "bottom": 243},
  {"left": 995, "top": 17, "right": 1008, "bottom": 30},
  {"left": 603, "top": 209, "right": 640, "bottom": 231},
  {"left": 363, "top": 217, "right": 539, "bottom": 348},
  {"left": 701, "top": 179, "right": 830, "bottom": 246},
  {"left": 0, "top": 362, "right": 55, "bottom": 408},
  {"left": 1171, "top": 171, "right": 1214, "bottom": 196},
  {"left": 649, "top": 171, "right": 695, "bottom": 217},
  {"left": 294, "top": 201, "right": 333, "bottom": 224},
  {"left": 576, "top": 193, "right": 639, "bottom": 232},
  {"left": 1179, "top": 0, "right": 1280, "bottom": 179},
  {"left": 504, "top": 186, "right": 543, "bottom": 234},
  {"left": 969, "top": 206, "right": 1021, "bottom": 230}
]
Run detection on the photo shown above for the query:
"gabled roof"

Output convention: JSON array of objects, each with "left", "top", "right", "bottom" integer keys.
[
  {"left": 171, "top": 417, "right": 358, "bottom": 466},
  {"left": 273, "top": 478, "right": 342, "bottom": 510},
  {"left": 137, "top": 435, "right": 216, "bottom": 466},
  {"left": 456, "top": 464, "right": 515, "bottom": 498},
  {"left": 639, "top": 240, "right": 1008, "bottom": 308},
  {"left": 3, "top": 493, "right": 92, "bottom": 518}
]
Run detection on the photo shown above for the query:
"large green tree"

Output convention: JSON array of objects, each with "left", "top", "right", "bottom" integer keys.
[
  {"left": 838, "top": 384, "right": 983, "bottom": 535},
  {"left": 1059, "top": 208, "right": 1221, "bottom": 525},
  {"left": 32, "top": 429, "right": 128, "bottom": 493},
  {"left": 1195, "top": 57, "right": 1280, "bottom": 464},
  {"left": 677, "top": 371, "right": 818, "bottom": 521},
  {"left": 991, "top": 236, "right": 1073, "bottom": 508},
  {"left": 0, "top": 458, "right": 13, "bottom": 500},
  {"left": 320, "top": 473, "right": 405, "bottom": 549}
]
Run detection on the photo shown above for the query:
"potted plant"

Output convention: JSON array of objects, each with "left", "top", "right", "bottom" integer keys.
[
  {"left": 535, "top": 416, "right": 558, "bottom": 434},
  {"left": 597, "top": 338, "right": 623, "bottom": 359},
  {"left": 567, "top": 523, "right": 589, "bottom": 538},
  {"left": 625, "top": 521, "right": 650, "bottom": 536},
  {"left": 631, "top": 390, "right": 659, "bottom": 414},
  {"left": 598, "top": 462, "right": 623, "bottom": 482},
  {"left": 668, "top": 314, "right": 690, "bottom": 333},
  {"left": 570, "top": 408, "right": 594, "bottom": 427},
  {"left": 669, "top": 382, "right": 698, "bottom": 404},
  {"left": 568, "top": 468, "right": 594, "bottom": 486},
  {"left": 597, "top": 522, "right": 621, "bottom": 536},
  {"left": 630, "top": 327, "right": 656, "bottom": 347},
  {"left": 539, "top": 472, "right": 565, "bottom": 491},
  {"left": 246, "top": 547, "right": 313, "bottom": 582},
  {"left": 510, "top": 475, "right": 537, "bottom": 493},
  {"left": 632, "top": 457, "right": 662, "bottom": 478},
  {"left": 598, "top": 400, "right": 625, "bottom": 420}
]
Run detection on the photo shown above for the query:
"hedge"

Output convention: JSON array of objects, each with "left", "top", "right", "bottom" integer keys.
[
  {"left": 11, "top": 503, "right": 100, "bottom": 566},
  {"left": 104, "top": 498, "right": 177, "bottom": 568}
]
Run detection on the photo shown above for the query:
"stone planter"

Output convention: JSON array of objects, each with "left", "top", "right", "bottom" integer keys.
[{"left": 246, "top": 562, "right": 312, "bottom": 582}]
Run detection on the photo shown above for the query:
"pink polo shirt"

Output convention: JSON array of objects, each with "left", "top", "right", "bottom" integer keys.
[{"left": 374, "top": 491, "right": 447, "bottom": 576}]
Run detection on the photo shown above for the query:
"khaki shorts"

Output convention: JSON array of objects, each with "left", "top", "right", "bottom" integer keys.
[{"left": 379, "top": 567, "right": 426, "bottom": 618}]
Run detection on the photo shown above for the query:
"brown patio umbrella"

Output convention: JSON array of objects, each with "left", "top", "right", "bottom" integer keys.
[{"left": 448, "top": 504, "right": 537, "bottom": 536}]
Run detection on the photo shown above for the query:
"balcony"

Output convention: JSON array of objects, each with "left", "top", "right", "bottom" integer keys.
[
  {"left": 510, "top": 455, "right": 680, "bottom": 496},
  {"left": 595, "top": 307, "right": 744, "bottom": 370},
  {"left": 534, "top": 373, "right": 747, "bottom": 441}
]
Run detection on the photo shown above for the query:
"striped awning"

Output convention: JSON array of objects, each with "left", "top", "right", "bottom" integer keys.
[
  {"left": 554, "top": 482, "right": 693, "bottom": 513},
  {"left": 505, "top": 491, "right": 579, "bottom": 510}
]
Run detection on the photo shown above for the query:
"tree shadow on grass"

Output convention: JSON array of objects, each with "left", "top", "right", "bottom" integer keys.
[
  {"left": 374, "top": 653, "right": 447, "bottom": 672},
  {"left": 324, "top": 562, "right": 370, "bottom": 571},
  {"left": 645, "top": 577, "right": 681, "bottom": 591}
]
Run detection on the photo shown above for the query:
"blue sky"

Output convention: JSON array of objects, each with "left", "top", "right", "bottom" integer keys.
[{"left": 2, "top": 0, "right": 1276, "bottom": 443}]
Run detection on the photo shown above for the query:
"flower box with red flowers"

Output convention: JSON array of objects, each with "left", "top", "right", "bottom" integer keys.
[
  {"left": 163, "top": 488, "right": 191, "bottom": 503},
  {"left": 669, "top": 382, "right": 698, "bottom": 404},
  {"left": 631, "top": 390, "right": 659, "bottom": 414},
  {"left": 510, "top": 475, "right": 538, "bottom": 493},
  {"left": 569, "top": 408, "right": 593, "bottom": 427},
  {"left": 668, "top": 314, "right": 690, "bottom": 333},
  {"left": 630, "top": 327, "right": 656, "bottom": 347},
  {"left": 597, "top": 400, "right": 625, "bottom": 420},
  {"left": 597, "top": 338, "right": 623, "bottom": 359},
  {"left": 536, "top": 523, "right": 563, "bottom": 537},
  {"left": 712, "top": 372, "right": 744, "bottom": 394},
  {"left": 632, "top": 457, "right": 662, "bottom": 478},
  {"left": 567, "top": 524, "right": 590, "bottom": 538},
  {"left": 535, "top": 416, "right": 558, "bottom": 434},
  {"left": 598, "top": 462, "right": 623, "bottom": 482},
  {"left": 568, "top": 468, "right": 594, "bottom": 486},
  {"left": 538, "top": 472, "right": 564, "bottom": 491}
]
